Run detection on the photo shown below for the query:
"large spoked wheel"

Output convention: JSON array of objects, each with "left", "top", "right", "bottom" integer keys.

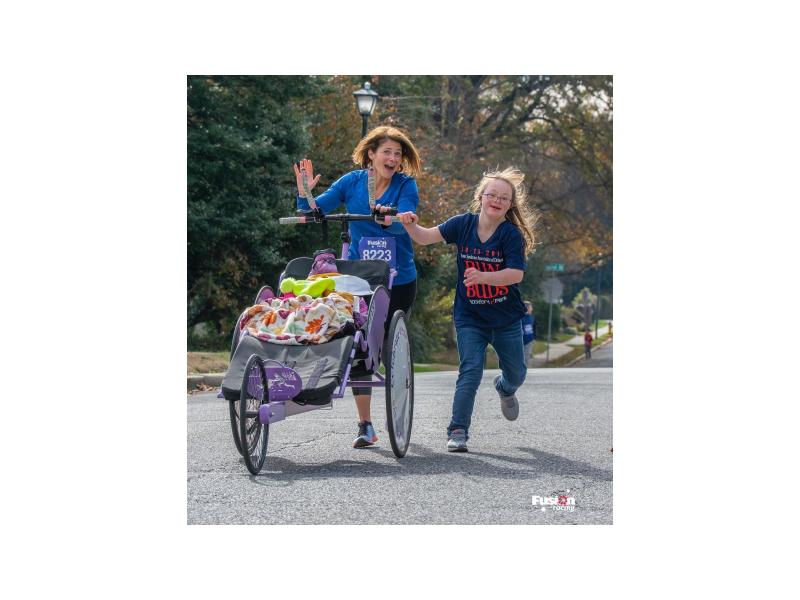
[
  {"left": 229, "top": 400, "right": 244, "bottom": 456},
  {"left": 240, "top": 355, "right": 269, "bottom": 475},
  {"left": 384, "top": 310, "right": 414, "bottom": 458},
  {"left": 228, "top": 309, "right": 248, "bottom": 454}
]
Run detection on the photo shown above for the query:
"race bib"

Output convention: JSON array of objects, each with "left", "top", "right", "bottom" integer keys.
[{"left": 358, "top": 237, "right": 396, "bottom": 268}]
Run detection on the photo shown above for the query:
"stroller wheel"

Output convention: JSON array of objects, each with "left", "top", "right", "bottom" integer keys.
[
  {"left": 229, "top": 355, "right": 262, "bottom": 457},
  {"left": 229, "top": 399, "right": 244, "bottom": 456},
  {"left": 384, "top": 311, "right": 414, "bottom": 458},
  {"left": 240, "top": 355, "right": 269, "bottom": 475}
]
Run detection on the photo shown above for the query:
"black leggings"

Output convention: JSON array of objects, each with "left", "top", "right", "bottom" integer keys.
[{"left": 352, "top": 279, "right": 417, "bottom": 396}]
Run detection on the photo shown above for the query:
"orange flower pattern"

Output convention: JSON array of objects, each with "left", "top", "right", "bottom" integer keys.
[{"left": 305, "top": 317, "right": 324, "bottom": 334}]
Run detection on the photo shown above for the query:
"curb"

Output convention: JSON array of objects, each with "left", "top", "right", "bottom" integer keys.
[{"left": 187, "top": 373, "right": 225, "bottom": 391}]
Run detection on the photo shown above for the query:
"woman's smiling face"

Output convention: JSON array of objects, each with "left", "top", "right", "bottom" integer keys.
[
  {"left": 368, "top": 139, "right": 403, "bottom": 180},
  {"left": 480, "top": 178, "right": 514, "bottom": 219}
]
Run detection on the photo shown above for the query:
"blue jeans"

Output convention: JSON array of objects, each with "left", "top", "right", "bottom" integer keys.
[{"left": 448, "top": 321, "right": 528, "bottom": 437}]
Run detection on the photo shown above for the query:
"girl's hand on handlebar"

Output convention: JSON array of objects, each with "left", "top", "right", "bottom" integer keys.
[
  {"left": 293, "top": 158, "right": 321, "bottom": 196},
  {"left": 396, "top": 211, "right": 418, "bottom": 225}
]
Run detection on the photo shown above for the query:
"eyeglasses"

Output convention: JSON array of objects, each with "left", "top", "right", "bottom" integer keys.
[{"left": 482, "top": 192, "right": 512, "bottom": 204}]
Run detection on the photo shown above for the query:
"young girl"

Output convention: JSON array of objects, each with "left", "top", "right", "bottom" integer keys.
[{"left": 397, "top": 167, "right": 536, "bottom": 452}]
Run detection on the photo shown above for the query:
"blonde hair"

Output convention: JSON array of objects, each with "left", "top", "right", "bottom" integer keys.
[
  {"left": 468, "top": 167, "right": 538, "bottom": 255},
  {"left": 351, "top": 126, "right": 422, "bottom": 177}
]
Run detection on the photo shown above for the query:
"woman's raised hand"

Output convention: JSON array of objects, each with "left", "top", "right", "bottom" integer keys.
[{"left": 293, "top": 159, "right": 321, "bottom": 197}]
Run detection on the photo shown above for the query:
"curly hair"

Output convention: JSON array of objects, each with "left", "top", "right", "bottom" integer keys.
[
  {"left": 468, "top": 167, "right": 538, "bottom": 255},
  {"left": 351, "top": 126, "right": 422, "bottom": 177}
]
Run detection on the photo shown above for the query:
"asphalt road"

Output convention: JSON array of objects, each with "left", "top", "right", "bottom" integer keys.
[{"left": 187, "top": 368, "right": 612, "bottom": 524}]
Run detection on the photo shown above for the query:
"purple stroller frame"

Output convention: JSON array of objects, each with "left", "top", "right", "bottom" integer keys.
[
  {"left": 254, "top": 213, "right": 397, "bottom": 427},
  {"left": 230, "top": 199, "right": 412, "bottom": 475}
]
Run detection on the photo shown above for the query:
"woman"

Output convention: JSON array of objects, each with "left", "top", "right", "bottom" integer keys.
[{"left": 293, "top": 125, "right": 422, "bottom": 448}]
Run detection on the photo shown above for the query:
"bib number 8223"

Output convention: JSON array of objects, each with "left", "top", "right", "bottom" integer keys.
[
  {"left": 357, "top": 237, "right": 397, "bottom": 268},
  {"left": 362, "top": 248, "right": 392, "bottom": 261}
]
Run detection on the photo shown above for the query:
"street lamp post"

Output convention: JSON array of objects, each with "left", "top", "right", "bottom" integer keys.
[
  {"left": 353, "top": 81, "right": 379, "bottom": 137},
  {"left": 594, "top": 257, "right": 603, "bottom": 339}
]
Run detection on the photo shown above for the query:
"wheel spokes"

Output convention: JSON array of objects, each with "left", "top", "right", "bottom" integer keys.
[
  {"left": 240, "top": 356, "right": 269, "bottom": 474},
  {"left": 391, "top": 323, "right": 411, "bottom": 447}
]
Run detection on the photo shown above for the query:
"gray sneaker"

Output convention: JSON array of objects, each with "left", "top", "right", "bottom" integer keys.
[
  {"left": 447, "top": 429, "right": 468, "bottom": 452},
  {"left": 493, "top": 375, "right": 519, "bottom": 421}
]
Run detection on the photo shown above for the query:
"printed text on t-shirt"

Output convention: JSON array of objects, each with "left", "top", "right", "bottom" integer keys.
[{"left": 461, "top": 245, "right": 509, "bottom": 302}]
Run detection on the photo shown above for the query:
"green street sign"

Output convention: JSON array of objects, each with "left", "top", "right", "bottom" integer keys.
[{"left": 545, "top": 263, "right": 565, "bottom": 272}]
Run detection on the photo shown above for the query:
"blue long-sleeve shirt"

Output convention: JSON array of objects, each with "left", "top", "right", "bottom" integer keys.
[
  {"left": 522, "top": 313, "right": 535, "bottom": 344},
  {"left": 297, "top": 169, "right": 419, "bottom": 285}
]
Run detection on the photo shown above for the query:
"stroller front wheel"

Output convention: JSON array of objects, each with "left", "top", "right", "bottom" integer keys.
[
  {"left": 229, "top": 399, "right": 244, "bottom": 456},
  {"left": 240, "top": 354, "right": 269, "bottom": 475}
]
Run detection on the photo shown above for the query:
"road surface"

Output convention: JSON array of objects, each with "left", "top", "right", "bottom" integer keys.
[{"left": 188, "top": 368, "right": 612, "bottom": 524}]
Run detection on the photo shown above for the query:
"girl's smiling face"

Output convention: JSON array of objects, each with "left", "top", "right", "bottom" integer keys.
[
  {"left": 368, "top": 139, "right": 403, "bottom": 180},
  {"left": 480, "top": 179, "right": 514, "bottom": 220}
]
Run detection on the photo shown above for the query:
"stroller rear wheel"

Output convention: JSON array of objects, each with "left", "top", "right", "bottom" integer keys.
[
  {"left": 384, "top": 311, "right": 414, "bottom": 457},
  {"left": 240, "top": 354, "right": 269, "bottom": 474}
]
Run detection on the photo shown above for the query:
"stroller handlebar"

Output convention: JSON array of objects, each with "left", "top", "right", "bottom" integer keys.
[{"left": 279, "top": 210, "right": 399, "bottom": 226}]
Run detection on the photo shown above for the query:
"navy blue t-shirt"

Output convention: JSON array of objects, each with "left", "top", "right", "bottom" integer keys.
[{"left": 439, "top": 213, "right": 527, "bottom": 329}]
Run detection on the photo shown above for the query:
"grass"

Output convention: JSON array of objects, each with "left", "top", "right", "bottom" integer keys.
[
  {"left": 414, "top": 363, "right": 459, "bottom": 373},
  {"left": 532, "top": 330, "right": 580, "bottom": 354},
  {"left": 541, "top": 331, "right": 576, "bottom": 344},
  {"left": 546, "top": 346, "right": 586, "bottom": 368},
  {"left": 187, "top": 351, "right": 229, "bottom": 374}
]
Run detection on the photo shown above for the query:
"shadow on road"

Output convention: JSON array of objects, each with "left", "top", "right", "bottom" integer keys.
[{"left": 243, "top": 443, "right": 612, "bottom": 486}]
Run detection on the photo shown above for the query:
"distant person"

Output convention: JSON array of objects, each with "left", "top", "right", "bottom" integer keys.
[
  {"left": 396, "top": 167, "right": 537, "bottom": 453},
  {"left": 608, "top": 321, "right": 612, "bottom": 338},
  {"left": 522, "top": 301, "right": 536, "bottom": 367},
  {"left": 584, "top": 330, "right": 593, "bottom": 359}
]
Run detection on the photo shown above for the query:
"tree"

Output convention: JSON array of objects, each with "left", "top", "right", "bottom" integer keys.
[
  {"left": 187, "top": 75, "right": 325, "bottom": 341},
  {"left": 373, "top": 75, "right": 612, "bottom": 266},
  {"left": 376, "top": 76, "right": 612, "bottom": 305}
]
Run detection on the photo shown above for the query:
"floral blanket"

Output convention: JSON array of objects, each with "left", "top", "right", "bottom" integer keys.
[{"left": 239, "top": 293, "right": 355, "bottom": 345}]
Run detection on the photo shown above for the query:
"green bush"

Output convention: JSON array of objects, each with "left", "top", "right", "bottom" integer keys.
[
  {"left": 188, "top": 322, "right": 231, "bottom": 352},
  {"left": 533, "top": 298, "right": 560, "bottom": 338},
  {"left": 598, "top": 294, "right": 613, "bottom": 320},
  {"left": 408, "top": 287, "right": 455, "bottom": 361}
]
